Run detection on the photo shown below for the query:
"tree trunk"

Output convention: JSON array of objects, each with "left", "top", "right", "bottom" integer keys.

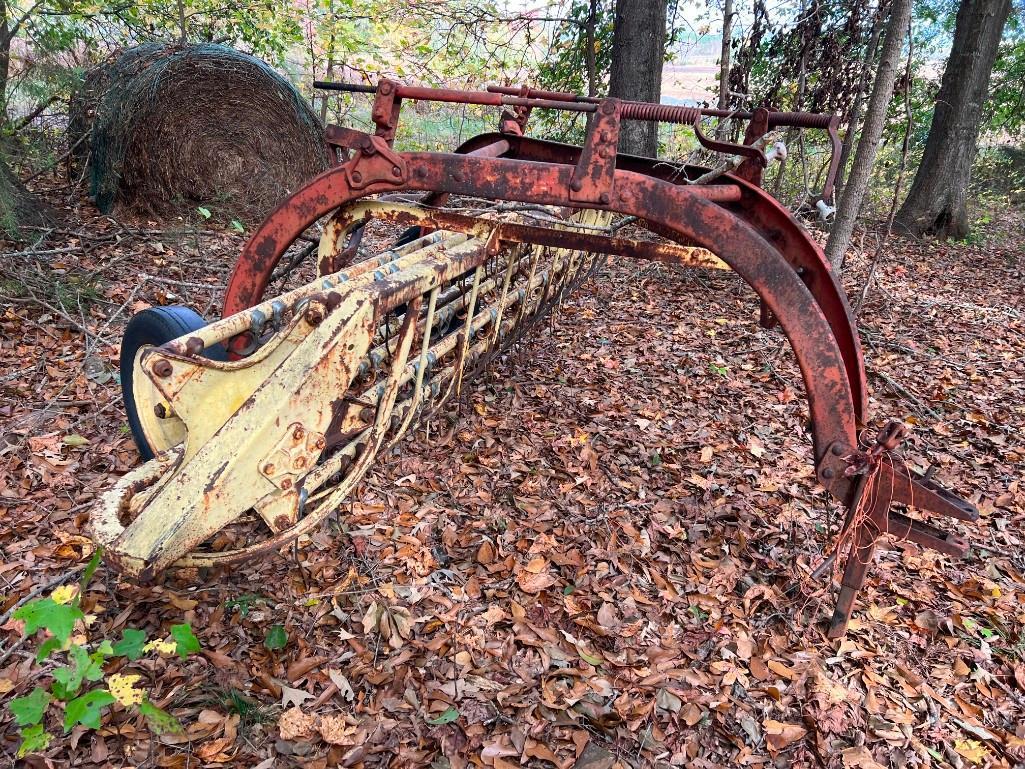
[
  {"left": 608, "top": 0, "right": 667, "bottom": 157},
  {"left": 823, "top": 0, "right": 911, "bottom": 273},
  {"left": 895, "top": 0, "right": 1012, "bottom": 239},
  {"left": 718, "top": 0, "right": 734, "bottom": 110},
  {"left": 1, "top": 0, "right": 11, "bottom": 121},
  {"left": 834, "top": 14, "right": 883, "bottom": 203},
  {"left": 584, "top": 0, "right": 598, "bottom": 97}
]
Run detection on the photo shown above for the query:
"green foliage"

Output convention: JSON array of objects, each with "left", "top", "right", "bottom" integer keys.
[
  {"left": 6, "top": 550, "right": 200, "bottom": 757},
  {"left": 10, "top": 687, "right": 51, "bottom": 726},
  {"left": 139, "top": 699, "right": 185, "bottom": 735},
  {"left": 16, "top": 724, "right": 52, "bottom": 758},
  {"left": 224, "top": 593, "right": 267, "bottom": 616},
  {"left": 216, "top": 688, "right": 275, "bottom": 734},
  {"left": 427, "top": 706, "right": 460, "bottom": 725},
  {"left": 171, "top": 623, "right": 201, "bottom": 659},
  {"left": 64, "top": 689, "right": 116, "bottom": 731},
  {"left": 988, "top": 12, "right": 1025, "bottom": 137},
  {"left": 263, "top": 623, "right": 288, "bottom": 650},
  {"left": 13, "top": 598, "right": 83, "bottom": 645},
  {"left": 52, "top": 644, "right": 106, "bottom": 700},
  {"left": 112, "top": 628, "right": 147, "bottom": 660}
]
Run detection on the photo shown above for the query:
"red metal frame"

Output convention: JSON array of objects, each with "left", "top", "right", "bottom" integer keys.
[{"left": 221, "top": 82, "right": 976, "bottom": 636}]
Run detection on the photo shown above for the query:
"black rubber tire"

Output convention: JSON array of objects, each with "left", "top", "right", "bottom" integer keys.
[{"left": 120, "top": 306, "right": 226, "bottom": 460}]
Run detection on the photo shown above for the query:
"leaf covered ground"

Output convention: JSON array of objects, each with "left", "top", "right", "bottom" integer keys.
[{"left": 1, "top": 198, "right": 1023, "bottom": 768}]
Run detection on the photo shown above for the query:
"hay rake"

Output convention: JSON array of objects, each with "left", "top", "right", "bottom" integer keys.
[{"left": 89, "top": 80, "right": 978, "bottom": 637}]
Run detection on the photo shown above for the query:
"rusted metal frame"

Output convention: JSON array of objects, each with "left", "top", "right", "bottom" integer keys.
[
  {"left": 94, "top": 230, "right": 588, "bottom": 572},
  {"left": 272, "top": 237, "right": 590, "bottom": 523},
  {"left": 814, "top": 433, "right": 979, "bottom": 637},
  {"left": 452, "top": 133, "right": 868, "bottom": 422},
  {"left": 356, "top": 241, "right": 542, "bottom": 386},
  {"left": 225, "top": 153, "right": 860, "bottom": 495},
  {"left": 311, "top": 202, "right": 737, "bottom": 272},
  {"left": 735, "top": 107, "right": 771, "bottom": 187},
  {"left": 319, "top": 79, "right": 838, "bottom": 198}
]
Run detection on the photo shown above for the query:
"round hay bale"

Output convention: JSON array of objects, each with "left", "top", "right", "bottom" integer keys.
[{"left": 70, "top": 44, "right": 327, "bottom": 219}]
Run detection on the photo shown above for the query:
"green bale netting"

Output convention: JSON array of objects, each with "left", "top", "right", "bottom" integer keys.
[{"left": 69, "top": 43, "right": 327, "bottom": 218}]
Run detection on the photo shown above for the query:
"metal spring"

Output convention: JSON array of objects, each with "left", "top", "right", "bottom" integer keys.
[{"left": 620, "top": 102, "right": 701, "bottom": 125}]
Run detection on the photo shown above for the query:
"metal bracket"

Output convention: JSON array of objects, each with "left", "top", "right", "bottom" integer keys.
[
  {"left": 694, "top": 119, "right": 766, "bottom": 165},
  {"left": 736, "top": 107, "right": 771, "bottom": 187},
  {"left": 570, "top": 98, "right": 621, "bottom": 205},
  {"left": 343, "top": 133, "right": 407, "bottom": 190},
  {"left": 371, "top": 78, "right": 402, "bottom": 144},
  {"left": 259, "top": 422, "right": 326, "bottom": 492}
]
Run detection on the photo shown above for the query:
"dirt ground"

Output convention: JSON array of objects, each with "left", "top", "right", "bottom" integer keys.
[{"left": 0, "top": 195, "right": 1023, "bottom": 768}]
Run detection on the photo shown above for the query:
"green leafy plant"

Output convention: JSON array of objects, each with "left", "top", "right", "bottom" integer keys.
[
  {"left": 224, "top": 593, "right": 268, "bottom": 617},
  {"left": 263, "top": 624, "right": 288, "bottom": 651},
  {"left": 7, "top": 550, "right": 200, "bottom": 758}
]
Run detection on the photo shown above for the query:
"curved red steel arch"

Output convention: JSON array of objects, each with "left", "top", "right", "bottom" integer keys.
[
  {"left": 455, "top": 132, "right": 868, "bottom": 423},
  {"left": 222, "top": 152, "right": 861, "bottom": 507}
]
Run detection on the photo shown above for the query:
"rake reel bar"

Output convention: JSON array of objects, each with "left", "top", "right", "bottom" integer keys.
[{"left": 89, "top": 81, "right": 978, "bottom": 637}]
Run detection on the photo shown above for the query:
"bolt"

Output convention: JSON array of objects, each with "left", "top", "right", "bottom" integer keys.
[
  {"left": 351, "top": 171, "right": 363, "bottom": 184},
  {"left": 185, "top": 336, "right": 204, "bottom": 355},
  {"left": 570, "top": 179, "right": 583, "bottom": 192},
  {"left": 600, "top": 192, "right": 610, "bottom": 204},
  {"left": 305, "top": 305, "right": 325, "bottom": 326},
  {"left": 602, "top": 101, "right": 616, "bottom": 115},
  {"left": 293, "top": 426, "right": 305, "bottom": 441},
  {"left": 379, "top": 81, "right": 392, "bottom": 95},
  {"left": 831, "top": 444, "right": 844, "bottom": 456},
  {"left": 821, "top": 467, "right": 835, "bottom": 480},
  {"left": 153, "top": 403, "right": 168, "bottom": 419},
  {"left": 152, "top": 359, "right": 173, "bottom": 378},
  {"left": 598, "top": 147, "right": 611, "bottom": 159},
  {"left": 263, "top": 463, "right": 276, "bottom": 475}
]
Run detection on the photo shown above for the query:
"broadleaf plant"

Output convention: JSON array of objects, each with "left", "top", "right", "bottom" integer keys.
[{"left": 6, "top": 548, "right": 196, "bottom": 757}]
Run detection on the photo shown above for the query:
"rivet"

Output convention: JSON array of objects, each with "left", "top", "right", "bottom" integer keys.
[
  {"left": 293, "top": 456, "right": 307, "bottom": 470},
  {"left": 281, "top": 478, "right": 293, "bottom": 490},
  {"left": 379, "top": 82, "right": 392, "bottom": 95},
  {"left": 602, "top": 101, "right": 616, "bottom": 115},
  {"left": 392, "top": 166, "right": 402, "bottom": 177},
  {"left": 293, "top": 426, "right": 305, "bottom": 441},
  {"left": 153, "top": 403, "right": 168, "bottom": 419},
  {"left": 570, "top": 179, "right": 583, "bottom": 192},
  {"left": 263, "top": 463, "right": 276, "bottom": 475},
  {"left": 305, "top": 305, "right": 325, "bottom": 325},
  {"left": 185, "top": 336, "right": 204, "bottom": 355},
  {"left": 415, "top": 167, "right": 428, "bottom": 178},
  {"left": 351, "top": 171, "right": 363, "bottom": 184},
  {"left": 152, "top": 359, "right": 172, "bottom": 378},
  {"left": 600, "top": 192, "right": 610, "bottom": 204},
  {"left": 453, "top": 172, "right": 464, "bottom": 183},
  {"left": 831, "top": 444, "right": 844, "bottom": 456},
  {"left": 821, "top": 467, "right": 835, "bottom": 479}
]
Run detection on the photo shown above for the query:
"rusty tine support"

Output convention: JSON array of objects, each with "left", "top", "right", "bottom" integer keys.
[{"left": 89, "top": 78, "right": 979, "bottom": 639}]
